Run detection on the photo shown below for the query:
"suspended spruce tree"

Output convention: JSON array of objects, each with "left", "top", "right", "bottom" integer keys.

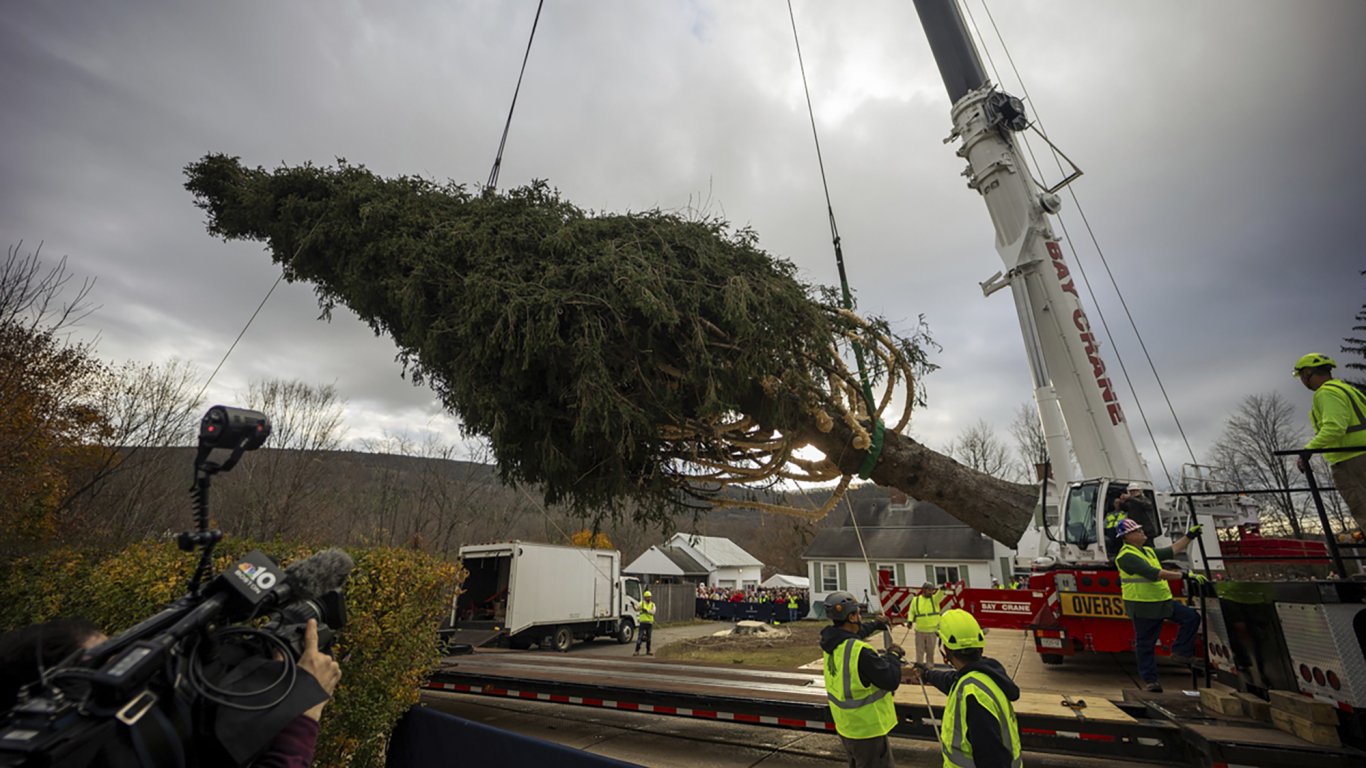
[{"left": 184, "top": 154, "right": 1035, "bottom": 543}]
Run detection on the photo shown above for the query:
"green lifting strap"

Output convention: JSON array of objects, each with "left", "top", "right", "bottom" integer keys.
[{"left": 790, "top": 3, "right": 885, "bottom": 480}]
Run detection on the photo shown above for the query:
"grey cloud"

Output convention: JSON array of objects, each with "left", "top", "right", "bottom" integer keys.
[{"left": 2, "top": 0, "right": 1362, "bottom": 478}]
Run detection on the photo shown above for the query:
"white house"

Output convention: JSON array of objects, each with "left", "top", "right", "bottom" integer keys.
[
  {"left": 802, "top": 493, "right": 1007, "bottom": 617},
  {"left": 666, "top": 532, "right": 763, "bottom": 589}
]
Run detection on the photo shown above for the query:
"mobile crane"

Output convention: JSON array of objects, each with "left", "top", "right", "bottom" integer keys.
[{"left": 899, "top": 5, "right": 1364, "bottom": 733}]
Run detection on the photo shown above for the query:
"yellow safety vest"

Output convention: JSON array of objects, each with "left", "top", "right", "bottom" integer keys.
[
  {"left": 911, "top": 594, "right": 941, "bottom": 632},
  {"left": 787, "top": 596, "right": 799, "bottom": 609},
  {"left": 1309, "top": 380, "right": 1366, "bottom": 464},
  {"left": 941, "top": 670, "right": 1022, "bottom": 768},
  {"left": 824, "top": 637, "right": 898, "bottom": 739},
  {"left": 1116, "top": 543, "right": 1172, "bottom": 603},
  {"left": 1104, "top": 507, "right": 1127, "bottom": 533},
  {"left": 639, "top": 600, "right": 655, "bottom": 623}
]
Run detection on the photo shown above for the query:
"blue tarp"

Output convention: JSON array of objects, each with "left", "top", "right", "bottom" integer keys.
[{"left": 387, "top": 705, "right": 641, "bottom": 768}]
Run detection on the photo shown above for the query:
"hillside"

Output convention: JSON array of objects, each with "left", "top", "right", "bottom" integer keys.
[{"left": 70, "top": 446, "right": 891, "bottom": 575}]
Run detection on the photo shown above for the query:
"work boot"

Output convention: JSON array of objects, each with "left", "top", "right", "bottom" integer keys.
[
  {"left": 1143, "top": 682, "right": 1163, "bottom": 693},
  {"left": 633, "top": 650, "right": 640, "bottom": 656},
  {"left": 646, "top": 651, "right": 653, "bottom": 656},
  {"left": 1169, "top": 654, "right": 1195, "bottom": 666}
]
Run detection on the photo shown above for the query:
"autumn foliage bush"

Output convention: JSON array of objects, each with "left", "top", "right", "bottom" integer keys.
[{"left": 0, "top": 538, "right": 461, "bottom": 767}]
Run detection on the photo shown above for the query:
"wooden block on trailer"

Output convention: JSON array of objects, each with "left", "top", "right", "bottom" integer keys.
[
  {"left": 1270, "top": 706, "right": 1342, "bottom": 747},
  {"left": 1198, "top": 688, "right": 1244, "bottom": 717},
  {"left": 1231, "top": 691, "right": 1270, "bottom": 722},
  {"left": 1268, "top": 689, "right": 1340, "bottom": 725}
]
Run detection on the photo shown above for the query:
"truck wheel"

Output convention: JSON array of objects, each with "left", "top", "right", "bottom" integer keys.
[
  {"left": 615, "top": 619, "right": 635, "bottom": 645},
  {"left": 550, "top": 626, "right": 574, "bottom": 653},
  {"left": 1040, "top": 653, "right": 1064, "bottom": 665}
]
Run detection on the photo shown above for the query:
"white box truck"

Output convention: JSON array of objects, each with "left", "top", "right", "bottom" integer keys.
[{"left": 442, "top": 541, "right": 642, "bottom": 652}]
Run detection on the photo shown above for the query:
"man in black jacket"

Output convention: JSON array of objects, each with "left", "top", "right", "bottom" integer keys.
[
  {"left": 819, "top": 591, "right": 906, "bottom": 767},
  {"left": 905, "top": 609, "right": 1021, "bottom": 768}
]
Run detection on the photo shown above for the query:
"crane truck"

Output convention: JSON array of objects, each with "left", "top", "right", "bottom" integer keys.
[{"left": 891, "top": 0, "right": 1365, "bottom": 730}]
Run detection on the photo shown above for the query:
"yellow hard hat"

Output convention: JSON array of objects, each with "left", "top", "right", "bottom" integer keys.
[
  {"left": 643, "top": 590, "right": 652, "bottom": 598},
  {"left": 1292, "top": 353, "right": 1337, "bottom": 377},
  {"left": 937, "top": 609, "right": 986, "bottom": 650}
]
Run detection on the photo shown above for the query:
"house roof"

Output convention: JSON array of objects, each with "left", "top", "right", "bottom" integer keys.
[
  {"left": 623, "top": 545, "right": 709, "bottom": 576},
  {"left": 658, "top": 545, "right": 709, "bottom": 575},
  {"left": 801, "top": 496, "right": 994, "bottom": 561},
  {"left": 670, "top": 532, "right": 764, "bottom": 568}
]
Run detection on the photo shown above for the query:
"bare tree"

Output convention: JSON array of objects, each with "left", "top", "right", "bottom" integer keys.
[
  {"left": 1008, "top": 402, "right": 1049, "bottom": 482},
  {"left": 946, "top": 420, "right": 1015, "bottom": 481},
  {"left": 226, "top": 379, "right": 348, "bottom": 539},
  {"left": 1209, "top": 392, "right": 1306, "bottom": 536},
  {"left": 61, "top": 359, "right": 203, "bottom": 543}
]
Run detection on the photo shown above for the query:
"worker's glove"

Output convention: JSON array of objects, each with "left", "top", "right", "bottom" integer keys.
[
  {"left": 1185, "top": 524, "right": 1203, "bottom": 540},
  {"left": 863, "top": 617, "right": 889, "bottom": 633},
  {"left": 886, "top": 644, "right": 906, "bottom": 660},
  {"left": 1188, "top": 572, "right": 1209, "bottom": 584}
]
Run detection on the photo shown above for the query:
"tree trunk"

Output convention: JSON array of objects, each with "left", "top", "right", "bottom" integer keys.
[{"left": 797, "top": 417, "right": 1036, "bottom": 546}]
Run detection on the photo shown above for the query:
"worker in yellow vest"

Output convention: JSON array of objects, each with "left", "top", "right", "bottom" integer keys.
[
  {"left": 1294, "top": 353, "right": 1366, "bottom": 533},
  {"left": 634, "top": 590, "right": 656, "bottom": 656},
  {"left": 1113, "top": 518, "right": 1202, "bottom": 692},
  {"left": 906, "top": 609, "right": 1021, "bottom": 768},
  {"left": 820, "top": 591, "right": 905, "bottom": 767},
  {"left": 787, "top": 593, "right": 801, "bottom": 623},
  {"left": 908, "top": 582, "right": 941, "bottom": 666}
]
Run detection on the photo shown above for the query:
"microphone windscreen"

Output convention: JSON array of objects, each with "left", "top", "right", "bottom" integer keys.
[{"left": 284, "top": 549, "right": 355, "bottom": 596}]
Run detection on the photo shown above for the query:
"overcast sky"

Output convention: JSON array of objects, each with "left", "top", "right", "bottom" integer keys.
[{"left": 3, "top": 1, "right": 1362, "bottom": 489}]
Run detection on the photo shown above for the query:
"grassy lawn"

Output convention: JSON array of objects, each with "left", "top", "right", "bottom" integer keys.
[{"left": 655, "top": 620, "right": 825, "bottom": 669}]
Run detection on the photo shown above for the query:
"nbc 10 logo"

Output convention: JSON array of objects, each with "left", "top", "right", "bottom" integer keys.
[{"left": 236, "top": 561, "right": 278, "bottom": 592}]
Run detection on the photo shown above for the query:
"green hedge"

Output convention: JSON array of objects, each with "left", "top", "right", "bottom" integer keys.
[{"left": 0, "top": 539, "right": 461, "bottom": 767}]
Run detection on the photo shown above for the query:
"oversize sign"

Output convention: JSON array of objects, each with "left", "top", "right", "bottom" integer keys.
[{"left": 1057, "top": 592, "right": 1126, "bottom": 619}]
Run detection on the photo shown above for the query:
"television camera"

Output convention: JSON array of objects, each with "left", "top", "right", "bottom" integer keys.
[{"left": 0, "top": 406, "right": 351, "bottom": 767}]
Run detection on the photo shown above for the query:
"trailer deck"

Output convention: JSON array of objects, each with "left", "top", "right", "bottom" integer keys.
[{"left": 424, "top": 651, "right": 1363, "bottom": 767}]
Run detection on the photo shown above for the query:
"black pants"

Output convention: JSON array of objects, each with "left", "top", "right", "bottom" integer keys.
[
  {"left": 839, "top": 734, "right": 895, "bottom": 768},
  {"left": 635, "top": 622, "right": 653, "bottom": 653}
]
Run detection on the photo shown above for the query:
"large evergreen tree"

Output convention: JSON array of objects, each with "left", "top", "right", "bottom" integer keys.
[{"left": 184, "top": 155, "right": 1035, "bottom": 544}]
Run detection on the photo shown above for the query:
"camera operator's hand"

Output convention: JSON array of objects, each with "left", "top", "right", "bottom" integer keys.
[{"left": 297, "top": 619, "right": 341, "bottom": 722}]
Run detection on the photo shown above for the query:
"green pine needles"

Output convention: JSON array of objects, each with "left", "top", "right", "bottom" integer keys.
[{"left": 184, "top": 154, "right": 929, "bottom": 528}]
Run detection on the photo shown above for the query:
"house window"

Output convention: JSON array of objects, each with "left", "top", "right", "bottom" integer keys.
[
  {"left": 932, "top": 565, "right": 961, "bottom": 586},
  {"left": 876, "top": 563, "right": 896, "bottom": 587},
  {"left": 719, "top": 579, "right": 736, "bottom": 589},
  {"left": 821, "top": 563, "right": 840, "bottom": 592}
]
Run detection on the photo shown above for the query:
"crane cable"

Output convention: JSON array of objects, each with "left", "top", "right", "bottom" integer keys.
[
  {"left": 487, "top": 0, "right": 546, "bottom": 191},
  {"left": 959, "top": 0, "right": 1198, "bottom": 488},
  {"left": 786, "top": 0, "right": 884, "bottom": 481}
]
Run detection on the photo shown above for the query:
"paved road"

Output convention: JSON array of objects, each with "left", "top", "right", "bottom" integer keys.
[{"left": 560, "top": 620, "right": 736, "bottom": 657}]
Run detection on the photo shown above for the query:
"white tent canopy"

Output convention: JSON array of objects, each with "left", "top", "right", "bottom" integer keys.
[{"left": 761, "top": 574, "right": 810, "bottom": 589}]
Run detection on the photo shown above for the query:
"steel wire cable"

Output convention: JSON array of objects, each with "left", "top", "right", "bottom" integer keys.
[{"left": 487, "top": 0, "right": 545, "bottom": 191}]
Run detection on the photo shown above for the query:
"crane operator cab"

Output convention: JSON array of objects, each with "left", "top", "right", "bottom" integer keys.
[{"left": 1061, "top": 479, "right": 1163, "bottom": 563}]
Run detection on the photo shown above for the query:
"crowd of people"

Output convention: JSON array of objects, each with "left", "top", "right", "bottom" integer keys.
[
  {"left": 694, "top": 584, "right": 807, "bottom": 604},
  {"left": 695, "top": 585, "right": 809, "bottom": 623}
]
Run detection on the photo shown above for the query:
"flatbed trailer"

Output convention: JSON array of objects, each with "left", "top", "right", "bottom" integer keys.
[{"left": 423, "top": 652, "right": 1364, "bottom": 768}]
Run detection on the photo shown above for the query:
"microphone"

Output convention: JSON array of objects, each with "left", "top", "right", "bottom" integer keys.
[
  {"left": 263, "top": 549, "right": 354, "bottom": 655},
  {"left": 284, "top": 548, "right": 355, "bottom": 598}
]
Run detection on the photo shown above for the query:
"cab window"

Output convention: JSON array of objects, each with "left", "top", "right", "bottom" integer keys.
[{"left": 1064, "top": 482, "right": 1100, "bottom": 548}]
